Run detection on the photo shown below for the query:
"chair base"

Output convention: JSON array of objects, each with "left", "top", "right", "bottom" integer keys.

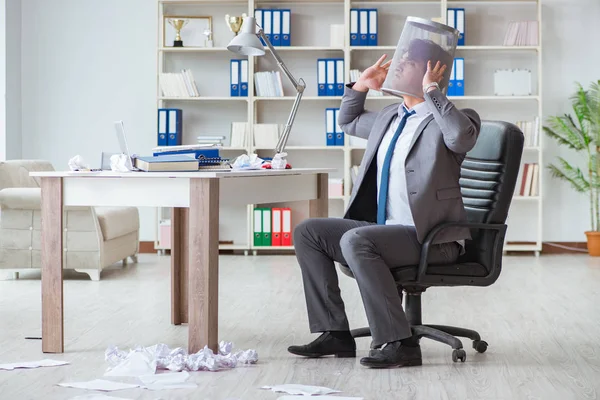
[{"left": 350, "top": 324, "right": 488, "bottom": 362}]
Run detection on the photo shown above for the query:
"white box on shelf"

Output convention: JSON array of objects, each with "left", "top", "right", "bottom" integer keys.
[
  {"left": 328, "top": 178, "right": 344, "bottom": 197},
  {"left": 494, "top": 69, "right": 532, "bottom": 96}
]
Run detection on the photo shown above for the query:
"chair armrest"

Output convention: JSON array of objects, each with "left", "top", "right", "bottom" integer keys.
[
  {"left": 0, "top": 188, "right": 41, "bottom": 210},
  {"left": 417, "top": 221, "right": 506, "bottom": 282}
]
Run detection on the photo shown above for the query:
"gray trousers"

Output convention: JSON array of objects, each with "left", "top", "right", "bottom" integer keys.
[{"left": 294, "top": 218, "right": 460, "bottom": 347}]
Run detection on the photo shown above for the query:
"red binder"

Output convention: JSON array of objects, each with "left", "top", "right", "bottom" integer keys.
[
  {"left": 282, "top": 208, "right": 292, "bottom": 246},
  {"left": 272, "top": 208, "right": 282, "bottom": 246}
]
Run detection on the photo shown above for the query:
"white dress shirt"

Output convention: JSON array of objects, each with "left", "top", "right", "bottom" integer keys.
[{"left": 376, "top": 101, "right": 430, "bottom": 226}]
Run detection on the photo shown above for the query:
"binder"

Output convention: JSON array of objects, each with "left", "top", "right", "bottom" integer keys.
[
  {"left": 262, "top": 208, "right": 271, "bottom": 246},
  {"left": 157, "top": 109, "right": 168, "bottom": 146},
  {"left": 359, "top": 9, "right": 369, "bottom": 46},
  {"left": 255, "top": 9, "right": 265, "bottom": 46},
  {"left": 253, "top": 208, "right": 262, "bottom": 246},
  {"left": 368, "top": 9, "right": 378, "bottom": 46},
  {"left": 167, "top": 108, "right": 182, "bottom": 146},
  {"left": 335, "top": 59, "right": 344, "bottom": 96},
  {"left": 282, "top": 208, "right": 292, "bottom": 246},
  {"left": 447, "top": 8, "right": 456, "bottom": 31},
  {"left": 230, "top": 59, "right": 240, "bottom": 96},
  {"left": 272, "top": 9, "right": 281, "bottom": 46},
  {"left": 317, "top": 59, "right": 326, "bottom": 96},
  {"left": 334, "top": 108, "right": 344, "bottom": 146},
  {"left": 272, "top": 208, "right": 282, "bottom": 246},
  {"left": 153, "top": 148, "right": 220, "bottom": 161},
  {"left": 263, "top": 9, "right": 272, "bottom": 44},
  {"left": 240, "top": 59, "right": 248, "bottom": 96},
  {"left": 456, "top": 8, "right": 465, "bottom": 46},
  {"left": 326, "top": 59, "right": 336, "bottom": 96},
  {"left": 455, "top": 57, "right": 464, "bottom": 96},
  {"left": 326, "top": 108, "right": 335, "bottom": 146},
  {"left": 281, "top": 9, "right": 291, "bottom": 46},
  {"left": 447, "top": 59, "right": 456, "bottom": 96},
  {"left": 350, "top": 9, "right": 359, "bottom": 46}
]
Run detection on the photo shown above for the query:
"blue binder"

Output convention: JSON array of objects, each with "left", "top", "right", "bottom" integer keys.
[
  {"left": 317, "top": 59, "right": 326, "bottom": 96},
  {"left": 359, "top": 9, "right": 369, "bottom": 46},
  {"left": 326, "top": 59, "right": 336, "bottom": 96},
  {"left": 255, "top": 9, "right": 265, "bottom": 46},
  {"left": 271, "top": 9, "right": 281, "bottom": 46},
  {"left": 335, "top": 59, "right": 344, "bottom": 96},
  {"left": 166, "top": 109, "right": 182, "bottom": 146},
  {"left": 240, "top": 59, "right": 248, "bottom": 96},
  {"left": 326, "top": 108, "right": 335, "bottom": 146},
  {"left": 447, "top": 59, "right": 456, "bottom": 96},
  {"left": 334, "top": 108, "right": 344, "bottom": 146},
  {"left": 455, "top": 57, "right": 464, "bottom": 96},
  {"left": 230, "top": 60, "right": 240, "bottom": 96},
  {"left": 368, "top": 9, "right": 378, "bottom": 46},
  {"left": 281, "top": 9, "right": 291, "bottom": 46},
  {"left": 157, "top": 109, "right": 168, "bottom": 146},
  {"left": 263, "top": 9, "right": 272, "bottom": 44},
  {"left": 448, "top": 8, "right": 465, "bottom": 46},
  {"left": 350, "top": 9, "right": 359, "bottom": 46},
  {"left": 153, "top": 148, "right": 221, "bottom": 163}
]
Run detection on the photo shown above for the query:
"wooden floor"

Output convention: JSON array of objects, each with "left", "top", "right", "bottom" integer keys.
[{"left": 1, "top": 253, "right": 599, "bottom": 399}]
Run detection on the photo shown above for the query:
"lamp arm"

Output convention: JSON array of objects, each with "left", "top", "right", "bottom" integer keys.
[{"left": 256, "top": 26, "right": 306, "bottom": 155}]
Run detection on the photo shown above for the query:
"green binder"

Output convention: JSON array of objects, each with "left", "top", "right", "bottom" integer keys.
[
  {"left": 262, "top": 208, "right": 272, "bottom": 246},
  {"left": 253, "top": 208, "right": 262, "bottom": 246}
]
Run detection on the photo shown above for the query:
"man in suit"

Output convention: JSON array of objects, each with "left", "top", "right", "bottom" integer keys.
[{"left": 287, "top": 38, "right": 481, "bottom": 368}]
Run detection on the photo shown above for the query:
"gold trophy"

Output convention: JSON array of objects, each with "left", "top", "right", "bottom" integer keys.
[
  {"left": 225, "top": 13, "right": 247, "bottom": 36},
  {"left": 168, "top": 18, "right": 189, "bottom": 47}
]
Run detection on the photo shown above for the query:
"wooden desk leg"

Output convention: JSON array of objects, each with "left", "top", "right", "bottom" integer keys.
[
  {"left": 171, "top": 207, "right": 189, "bottom": 325},
  {"left": 41, "top": 177, "right": 64, "bottom": 353},
  {"left": 309, "top": 173, "right": 329, "bottom": 218},
  {"left": 188, "top": 178, "right": 219, "bottom": 353}
]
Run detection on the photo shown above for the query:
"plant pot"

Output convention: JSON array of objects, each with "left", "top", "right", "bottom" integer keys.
[{"left": 585, "top": 231, "right": 600, "bottom": 256}]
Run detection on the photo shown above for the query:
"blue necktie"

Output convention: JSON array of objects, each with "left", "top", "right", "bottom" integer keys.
[{"left": 377, "top": 108, "right": 416, "bottom": 225}]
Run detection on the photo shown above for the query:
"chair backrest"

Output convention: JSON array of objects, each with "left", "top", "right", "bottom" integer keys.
[
  {"left": 0, "top": 160, "right": 55, "bottom": 190},
  {"left": 458, "top": 121, "right": 524, "bottom": 273}
]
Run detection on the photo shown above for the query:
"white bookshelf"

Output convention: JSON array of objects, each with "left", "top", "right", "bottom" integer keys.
[{"left": 155, "top": 0, "right": 543, "bottom": 255}]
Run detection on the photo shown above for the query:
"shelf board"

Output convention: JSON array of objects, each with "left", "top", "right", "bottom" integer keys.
[
  {"left": 350, "top": 46, "right": 396, "bottom": 51},
  {"left": 448, "top": 95, "right": 540, "bottom": 100},
  {"left": 159, "top": 96, "right": 248, "bottom": 101},
  {"left": 329, "top": 196, "right": 345, "bottom": 200},
  {"left": 457, "top": 45, "right": 540, "bottom": 51},
  {"left": 159, "top": 47, "right": 229, "bottom": 52},
  {"left": 504, "top": 244, "right": 541, "bottom": 252},
  {"left": 254, "top": 96, "right": 342, "bottom": 101},
  {"left": 267, "top": 46, "right": 344, "bottom": 51},
  {"left": 220, "top": 244, "right": 249, "bottom": 250}
]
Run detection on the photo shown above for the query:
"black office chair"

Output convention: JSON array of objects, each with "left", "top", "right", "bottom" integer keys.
[{"left": 339, "top": 120, "right": 524, "bottom": 363}]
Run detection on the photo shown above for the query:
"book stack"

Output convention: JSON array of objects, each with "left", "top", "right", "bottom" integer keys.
[
  {"left": 350, "top": 165, "right": 360, "bottom": 184},
  {"left": 503, "top": 21, "right": 539, "bottom": 46},
  {"left": 515, "top": 117, "right": 540, "bottom": 147},
  {"left": 517, "top": 163, "right": 539, "bottom": 197},
  {"left": 197, "top": 136, "right": 225, "bottom": 146},
  {"left": 350, "top": 69, "right": 382, "bottom": 97},
  {"left": 159, "top": 70, "right": 199, "bottom": 97},
  {"left": 253, "top": 207, "right": 292, "bottom": 247},
  {"left": 134, "top": 154, "right": 198, "bottom": 172},
  {"left": 231, "top": 122, "right": 250, "bottom": 148},
  {"left": 152, "top": 144, "right": 227, "bottom": 168},
  {"left": 254, "top": 71, "right": 284, "bottom": 97}
]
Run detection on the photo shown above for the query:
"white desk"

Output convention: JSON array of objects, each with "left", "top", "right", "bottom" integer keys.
[{"left": 29, "top": 168, "right": 331, "bottom": 354}]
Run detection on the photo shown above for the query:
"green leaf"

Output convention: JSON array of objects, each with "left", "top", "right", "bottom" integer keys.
[
  {"left": 543, "top": 115, "right": 588, "bottom": 150},
  {"left": 588, "top": 80, "right": 600, "bottom": 142},
  {"left": 547, "top": 158, "right": 590, "bottom": 193}
]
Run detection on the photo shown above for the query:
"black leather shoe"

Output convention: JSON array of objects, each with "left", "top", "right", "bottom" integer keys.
[
  {"left": 288, "top": 332, "right": 356, "bottom": 358},
  {"left": 360, "top": 341, "right": 422, "bottom": 368}
]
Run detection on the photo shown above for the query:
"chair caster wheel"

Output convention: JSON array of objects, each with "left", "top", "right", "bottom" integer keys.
[
  {"left": 473, "top": 340, "right": 488, "bottom": 353},
  {"left": 452, "top": 349, "right": 466, "bottom": 363}
]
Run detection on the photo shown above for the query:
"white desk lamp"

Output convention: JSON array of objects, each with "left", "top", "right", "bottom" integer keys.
[{"left": 227, "top": 16, "right": 305, "bottom": 162}]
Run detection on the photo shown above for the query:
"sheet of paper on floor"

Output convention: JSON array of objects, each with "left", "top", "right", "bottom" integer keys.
[
  {"left": 139, "top": 371, "right": 197, "bottom": 390},
  {"left": 69, "top": 395, "right": 133, "bottom": 400},
  {"left": 58, "top": 379, "right": 140, "bottom": 391},
  {"left": 261, "top": 383, "right": 341, "bottom": 395},
  {"left": 0, "top": 359, "right": 69, "bottom": 371},
  {"left": 277, "top": 397, "right": 364, "bottom": 400}
]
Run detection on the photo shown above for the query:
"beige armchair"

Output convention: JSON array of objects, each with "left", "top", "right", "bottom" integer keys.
[{"left": 0, "top": 160, "right": 139, "bottom": 280}]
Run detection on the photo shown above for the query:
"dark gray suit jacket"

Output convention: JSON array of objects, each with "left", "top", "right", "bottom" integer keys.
[{"left": 338, "top": 84, "right": 481, "bottom": 244}]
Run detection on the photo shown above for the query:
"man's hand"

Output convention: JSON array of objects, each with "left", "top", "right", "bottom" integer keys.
[
  {"left": 422, "top": 60, "right": 447, "bottom": 91},
  {"left": 353, "top": 54, "right": 391, "bottom": 93}
]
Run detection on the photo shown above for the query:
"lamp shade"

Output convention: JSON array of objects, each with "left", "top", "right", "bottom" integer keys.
[{"left": 227, "top": 16, "right": 265, "bottom": 56}]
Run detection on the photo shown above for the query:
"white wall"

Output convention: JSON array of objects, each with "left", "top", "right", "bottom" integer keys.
[
  {"left": 21, "top": 0, "right": 157, "bottom": 240},
  {"left": 5, "top": 0, "right": 20, "bottom": 159},
  {"left": 17, "top": 0, "right": 600, "bottom": 242},
  {"left": 0, "top": 0, "right": 5, "bottom": 160}
]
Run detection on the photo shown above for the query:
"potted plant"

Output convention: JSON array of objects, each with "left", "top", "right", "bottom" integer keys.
[{"left": 544, "top": 80, "right": 600, "bottom": 255}]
